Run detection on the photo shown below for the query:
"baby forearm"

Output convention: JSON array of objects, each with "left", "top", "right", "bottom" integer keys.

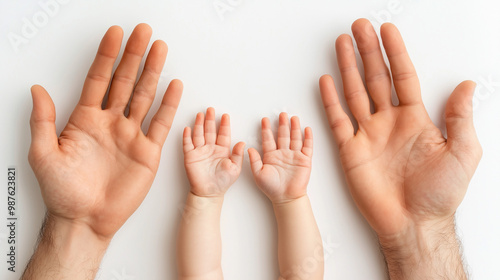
[
  {"left": 177, "top": 192, "right": 225, "bottom": 280},
  {"left": 273, "top": 195, "right": 324, "bottom": 280}
]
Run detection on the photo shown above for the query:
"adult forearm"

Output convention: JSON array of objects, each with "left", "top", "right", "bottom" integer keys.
[
  {"left": 273, "top": 195, "right": 324, "bottom": 280},
  {"left": 379, "top": 217, "right": 467, "bottom": 280},
  {"left": 177, "top": 192, "right": 225, "bottom": 279},
  {"left": 22, "top": 214, "right": 110, "bottom": 280}
]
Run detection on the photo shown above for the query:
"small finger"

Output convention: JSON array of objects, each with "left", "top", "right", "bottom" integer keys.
[
  {"left": 302, "top": 127, "right": 313, "bottom": 157},
  {"left": 204, "top": 107, "right": 217, "bottom": 145},
  {"left": 261, "top": 117, "right": 277, "bottom": 153},
  {"left": 290, "top": 116, "right": 303, "bottom": 151},
  {"left": 248, "top": 148, "right": 263, "bottom": 176},
  {"left": 183, "top": 127, "right": 195, "bottom": 153},
  {"left": 192, "top": 112, "right": 205, "bottom": 147},
  {"left": 230, "top": 142, "right": 246, "bottom": 168},
  {"left": 277, "top": 112, "right": 290, "bottom": 150},
  {"left": 216, "top": 114, "right": 231, "bottom": 148}
]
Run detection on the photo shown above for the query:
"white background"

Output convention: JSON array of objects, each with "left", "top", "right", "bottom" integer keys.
[{"left": 1, "top": 0, "right": 499, "bottom": 279}]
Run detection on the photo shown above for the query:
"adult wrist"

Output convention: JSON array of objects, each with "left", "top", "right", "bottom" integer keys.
[
  {"left": 40, "top": 214, "right": 111, "bottom": 258},
  {"left": 378, "top": 216, "right": 466, "bottom": 279},
  {"left": 22, "top": 214, "right": 111, "bottom": 280}
]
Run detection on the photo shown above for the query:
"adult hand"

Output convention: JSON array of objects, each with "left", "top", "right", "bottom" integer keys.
[
  {"left": 24, "top": 23, "right": 183, "bottom": 279},
  {"left": 320, "top": 19, "right": 481, "bottom": 279}
]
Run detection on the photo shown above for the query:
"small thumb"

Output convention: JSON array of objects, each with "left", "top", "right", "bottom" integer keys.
[
  {"left": 445, "top": 80, "right": 482, "bottom": 158},
  {"left": 29, "top": 85, "right": 58, "bottom": 162}
]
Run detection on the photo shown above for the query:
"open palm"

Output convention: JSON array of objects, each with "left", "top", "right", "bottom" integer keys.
[
  {"left": 183, "top": 108, "right": 245, "bottom": 197},
  {"left": 319, "top": 19, "right": 482, "bottom": 237},
  {"left": 28, "top": 24, "right": 183, "bottom": 238},
  {"left": 248, "top": 113, "right": 313, "bottom": 204}
]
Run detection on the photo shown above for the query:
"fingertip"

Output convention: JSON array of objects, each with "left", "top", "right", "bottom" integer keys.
[
  {"left": 108, "top": 25, "right": 124, "bottom": 34},
  {"left": 169, "top": 79, "right": 184, "bottom": 89},
  {"left": 459, "top": 80, "right": 477, "bottom": 91},
  {"left": 290, "top": 116, "right": 301, "bottom": 129},
  {"left": 152, "top": 40, "right": 168, "bottom": 54},
  {"left": 351, "top": 18, "right": 371, "bottom": 32},
  {"left": 279, "top": 112, "right": 289, "bottom": 123},
  {"left": 206, "top": 107, "right": 215, "bottom": 118},
  {"left": 105, "top": 25, "right": 124, "bottom": 43},
  {"left": 262, "top": 117, "right": 271, "bottom": 128},
  {"left": 381, "top": 22, "right": 396, "bottom": 30},
  {"left": 319, "top": 74, "right": 333, "bottom": 84},
  {"left": 234, "top": 142, "right": 246, "bottom": 154},
  {"left": 380, "top": 22, "right": 400, "bottom": 39},
  {"left": 195, "top": 112, "right": 205, "bottom": 124},
  {"left": 335, "top": 34, "right": 352, "bottom": 48},
  {"left": 30, "top": 84, "right": 43, "bottom": 96},
  {"left": 247, "top": 147, "right": 260, "bottom": 160},
  {"left": 221, "top": 113, "right": 230, "bottom": 121},
  {"left": 305, "top": 127, "right": 313, "bottom": 137},
  {"left": 135, "top": 23, "right": 153, "bottom": 35}
]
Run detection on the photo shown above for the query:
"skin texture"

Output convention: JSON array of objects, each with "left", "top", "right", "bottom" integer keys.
[
  {"left": 319, "top": 19, "right": 481, "bottom": 279},
  {"left": 177, "top": 108, "right": 245, "bottom": 280},
  {"left": 23, "top": 24, "right": 183, "bottom": 280},
  {"left": 248, "top": 113, "right": 324, "bottom": 280}
]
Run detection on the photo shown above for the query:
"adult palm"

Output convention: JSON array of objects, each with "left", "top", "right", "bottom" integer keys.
[
  {"left": 319, "top": 19, "right": 482, "bottom": 237},
  {"left": 28, "top": 24, "right": 183, "bottom": 238}
]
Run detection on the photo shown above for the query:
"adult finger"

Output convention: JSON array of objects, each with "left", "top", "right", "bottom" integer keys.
[
  {"left": 128, "top": 40, "right": 168, "bottom": 124},
  {"left": 80, "top": 26, "right": 123, "bottom": 107},
  {"left": 351, "top": 19, "right": 392, "bottom": 110},
  {"left": 380, "top": 23, "right": 421, "bottom": 106},
  {"left": 146, "top": 79, "right": 183, "bottom": 146},
  {"left": 106, "top": 23, "right": 152, "bottom": 112},
  {"left": 336, "top": 34, "right": 372, "bottom": 123},
  {"left": 319, "top": 75, "right": 354, "bottom": 147}
]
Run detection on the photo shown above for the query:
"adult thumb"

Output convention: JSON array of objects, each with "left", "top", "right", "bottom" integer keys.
[
  {"left": 445, "top": 80, "right": 482, "bottom": 161},
  {"left": 29, "top": 85, "right": 58, "bottom": 163}
]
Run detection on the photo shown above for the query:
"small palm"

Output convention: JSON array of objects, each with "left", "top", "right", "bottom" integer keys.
[
  {"left": 185, "top": 144, "right": 240, "bottom": 196},
  {"left": 249, "top": 114, "right": 313, "bottom": 204},
  {"left": 256, "top": 150, "right": 311, "bottom": 202},
  {"left": 183, "top": 109, "right": 245, "bottom": 198}
]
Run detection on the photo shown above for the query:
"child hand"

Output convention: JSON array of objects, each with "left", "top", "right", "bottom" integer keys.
[
  {"left": 248, "top": 113, "right": 313, "bottom": 204},
  {"left": 183, "top": 107, "right": 245, "bottom": 197}
]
